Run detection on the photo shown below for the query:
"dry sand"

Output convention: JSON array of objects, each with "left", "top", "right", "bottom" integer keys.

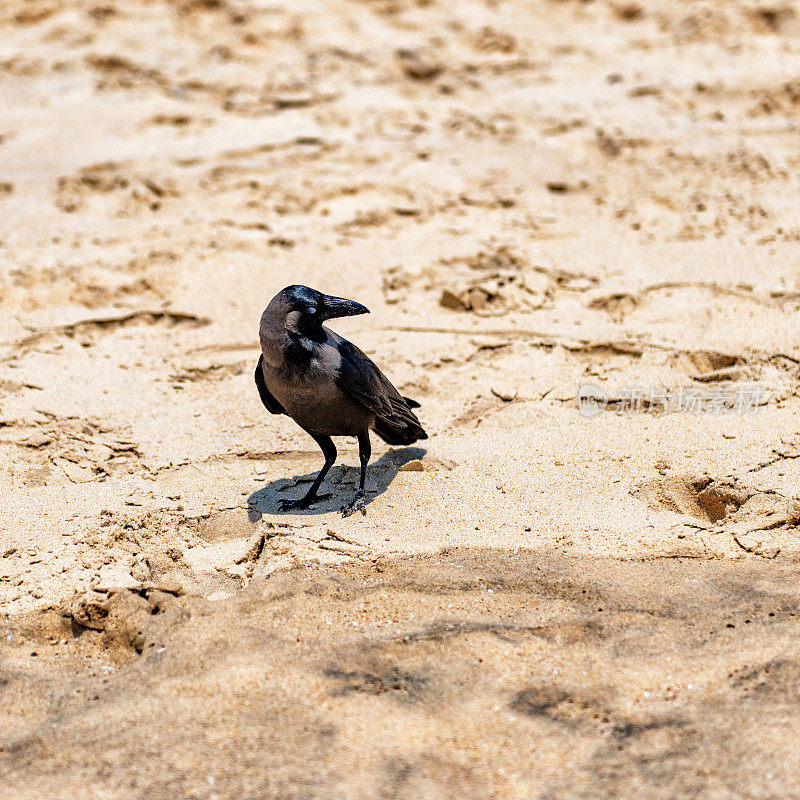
[{"left": 2, "top": 0, "right": 800, "bottom": 796}]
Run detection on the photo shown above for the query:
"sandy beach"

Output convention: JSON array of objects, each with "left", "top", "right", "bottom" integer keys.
[{"left": 2, "top": 0, "right": 800, "bottom": 796}]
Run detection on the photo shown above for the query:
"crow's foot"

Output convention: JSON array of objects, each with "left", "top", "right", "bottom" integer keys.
[
  {"left": 278, "top": 492, "right": 330, "bottom": 512},
  {"left": 341, "top": 491, "right": 367, "bottom": 518}
]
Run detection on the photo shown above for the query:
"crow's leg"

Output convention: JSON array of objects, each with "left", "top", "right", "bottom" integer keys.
[
  {"left": 278, "top": 434, "right": 336, "bottom": 511},
  {"left": 342, "top": 431, "right": 370, "bottom": 517}
]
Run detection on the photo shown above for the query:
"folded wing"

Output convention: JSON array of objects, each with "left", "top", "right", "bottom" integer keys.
[
  {"left": 254, "top": 354, "right": 286, "bottom": 415},
  {"left": 334, "top": 338, "right": 427, "bottom": 445}
]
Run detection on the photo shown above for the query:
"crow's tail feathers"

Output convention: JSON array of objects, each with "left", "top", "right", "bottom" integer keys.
[
  {"left": 373, "top": 416, "right": 428, "bottom": 445},
  {"left": 373, "top": 397, "right": 427, "bottom": 445}
]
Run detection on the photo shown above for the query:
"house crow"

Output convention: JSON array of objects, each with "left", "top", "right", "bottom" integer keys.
[{"left": 255, "top": 285, "right": 427, "bottom": 516}]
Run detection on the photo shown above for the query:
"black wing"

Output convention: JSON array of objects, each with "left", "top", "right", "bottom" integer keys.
[
  {"left": 334, "top": 337, "right": 426, "bottom": 444},
  {"left": 254, "top": 354, "right": 286, "bottom": 415}
]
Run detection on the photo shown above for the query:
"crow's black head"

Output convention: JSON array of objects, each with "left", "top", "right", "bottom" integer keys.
[{"left": 278, "top": 285, "right": 369, "bottom": 329}]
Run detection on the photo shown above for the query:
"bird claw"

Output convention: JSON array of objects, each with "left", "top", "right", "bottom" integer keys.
[
  {"left": 341, "top": 492, "right": 367, "bottom": 518},
  {"left": 278, "top": 492, "right": 330, "bottom": 512}
]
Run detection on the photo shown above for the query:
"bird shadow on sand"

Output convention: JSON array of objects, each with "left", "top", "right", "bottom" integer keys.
[{"left": 247, "top": 446, "right": 427, "bottom": 518}]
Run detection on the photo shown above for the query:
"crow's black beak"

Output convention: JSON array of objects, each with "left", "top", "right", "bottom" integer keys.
[{"left": 320, "top": 294, "right": 370, "bottom": 320}]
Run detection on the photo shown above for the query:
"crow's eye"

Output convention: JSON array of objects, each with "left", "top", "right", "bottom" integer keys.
[{"left": 307, "top": 305, "right": 317, "bottom": 315}]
